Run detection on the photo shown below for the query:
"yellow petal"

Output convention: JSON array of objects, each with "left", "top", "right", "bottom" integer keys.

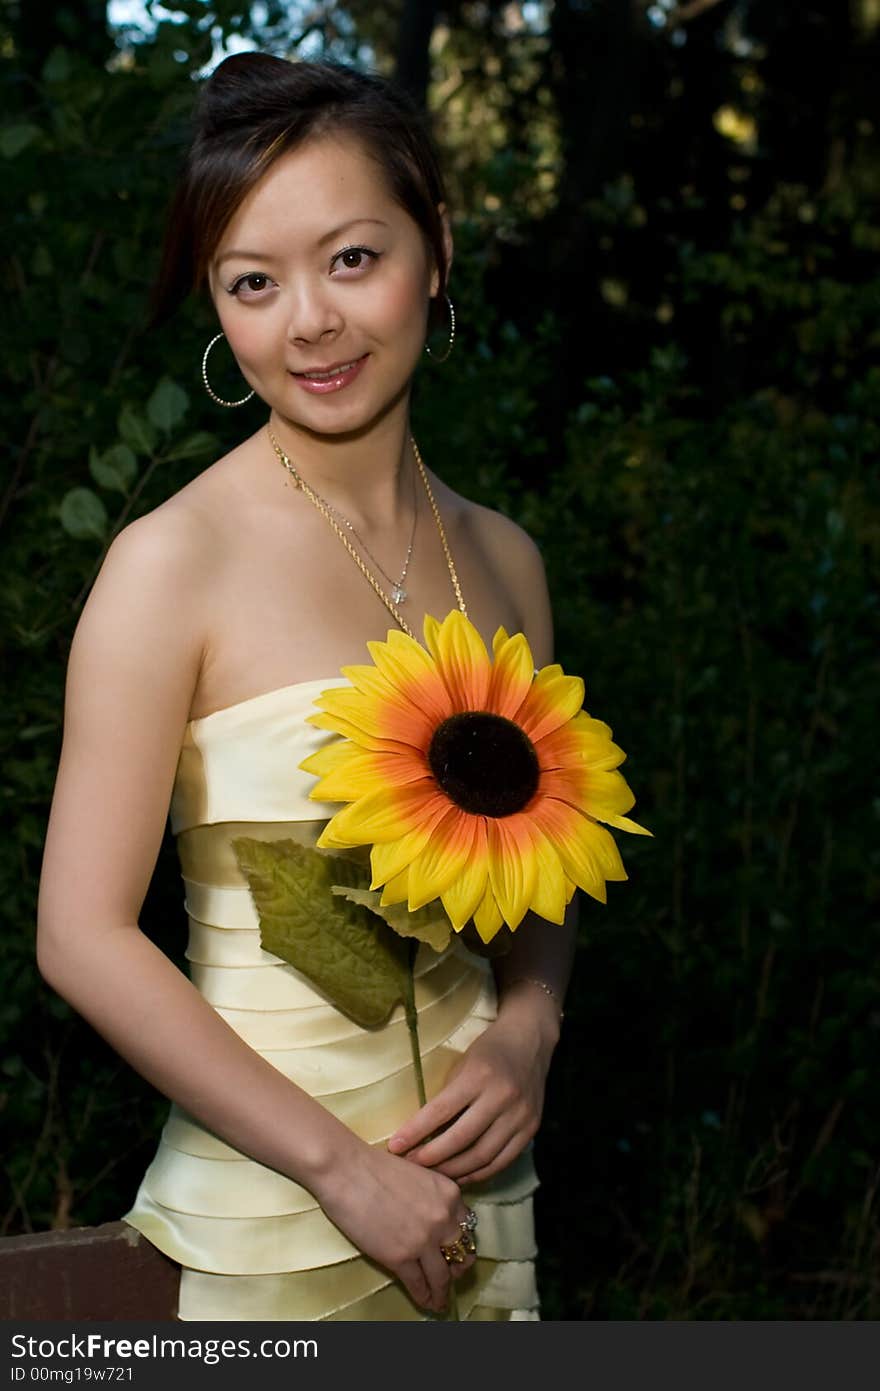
[
  {"left": 315, "top": 685, "right": 434, "bottom": 751},
  {"left": 440, "top": 823, "right": 490, "bottom": 931},
  {"left": 306, "top": 708, "right": 414, "bottom": 756},
  {"left": 526, "top": 825, "right": 568, "bottom": 925},
  {"left": 366, "top": 632, "right": 452, "bottom": 727},
  {"left": 491, "top": 626, "right": 511, "bottom": 655},
  {"left": 532, "top": 797, "right": 630, "bottom": 904},
  {"left": 603, "top": 813, "right": 653, "bottom": 836},
  {"left": 370, "top": 818, "right": 445, "bottom": 889},
  {"left": 487, "top": 815, "right": 539, "bottom": 930},
  {"left": 516, "top": 665, "right": 585, "bottom": 743},
  {"left": 426, "top": 610, "right": 491, "bottom": 712},
  {"left": 308, "top": 746, "right": 428, "bottom": 803},
  {"left": 316, "top": 781, "right": 447, "bottom": 848},
  {"left": 486, "top": 630, "right": 535, "bottom": 721},
  {"left": 407, "top": 808, "right": 478, "bottom": 912},
  {"left": 472, "top": 883, "right": 505, "bottom": 944},
  {"left": 379, "top": 866, "right": 411, "bottom": 907},
  {"left": 536, "top": 714, "right": 626, "bottom": 772}
]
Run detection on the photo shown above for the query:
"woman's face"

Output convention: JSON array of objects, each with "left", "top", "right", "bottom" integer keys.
[{"left": 209, "top": 133, "right": 449, "bottom": 435}]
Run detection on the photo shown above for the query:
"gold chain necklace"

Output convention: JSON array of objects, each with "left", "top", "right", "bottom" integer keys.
[
  {"left": 268, "top": 429, "right": 467, "bottom": 640},
  {"left": 313, "top": 447, "right": 418, "bottom": 604}
]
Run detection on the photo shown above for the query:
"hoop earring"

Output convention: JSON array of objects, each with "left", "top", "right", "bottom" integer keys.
[
  {"left": 201, "top": 333, "right": 255, "bottom": 408},
  {"left": 424, "top": 293, "right": 455, "bottom": 363}
]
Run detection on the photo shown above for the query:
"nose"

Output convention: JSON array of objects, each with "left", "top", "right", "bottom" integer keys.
[{"left": 286, "top": 279, "right": 344, "bottom": 345}]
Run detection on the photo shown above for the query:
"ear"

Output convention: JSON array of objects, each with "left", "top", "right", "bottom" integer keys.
[{"left": 429, "top": 202, "right": 454, "bottom": 297}]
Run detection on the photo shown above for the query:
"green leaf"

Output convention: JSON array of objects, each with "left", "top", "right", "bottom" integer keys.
[
  {"left": 118, "top": 404, "right": 157, "bottom": 457},
  {"left": 59, "top": 488, "right": 108, "bottom": 540},
  {"left": 147, "top": 378, "right": 189, "bottom": 432},
  {"left": 232, "top": 838, "right": 410, "bottom": 1028},
  {"left": 89, "top": 444, "right": 137, "bottom": 495},
  {"left": 330, "top": 885, "right": 451, "bottom": 954},
  {"left": 164, "top": 431, "right": 218, "bottom": 462},
  {"left": 0, "top": 125, "right": 40, "bottom": 159}
]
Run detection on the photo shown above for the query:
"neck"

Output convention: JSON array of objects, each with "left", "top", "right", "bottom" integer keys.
[{"left": 266, "top": 403, "right": 415, "bottom": 531}]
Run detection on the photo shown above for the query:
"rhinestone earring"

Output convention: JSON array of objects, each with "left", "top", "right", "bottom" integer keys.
[
  {"left": 424, "top": 293, "right": 455, "bottom": 363},
  {"left": 201, "top": 332, "right": 255, "bottom": 408}
]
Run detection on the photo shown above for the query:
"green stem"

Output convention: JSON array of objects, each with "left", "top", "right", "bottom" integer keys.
[
  {"left": 403, "top": 941, "right": 427, "bottom": 1107},
  {"left": 402, "top": 942, "right": 460, "bottom": 1321}
]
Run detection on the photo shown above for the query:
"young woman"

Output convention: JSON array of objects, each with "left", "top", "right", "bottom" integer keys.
[{"left": 36, "top": 52, "right": 575, "bottom": 1322}]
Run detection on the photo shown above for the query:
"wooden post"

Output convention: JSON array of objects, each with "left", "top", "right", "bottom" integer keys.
[{"left": 0, "top": 1223, "right": 180, "bottom": 1320}]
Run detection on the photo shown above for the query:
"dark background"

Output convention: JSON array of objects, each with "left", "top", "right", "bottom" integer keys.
[{"left": 2, "top": 0, "right": 879, "bottom": 1318}]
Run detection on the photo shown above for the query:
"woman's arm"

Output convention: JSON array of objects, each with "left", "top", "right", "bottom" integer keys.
[
  {"left": 37, "top": 511, "right": 471, "bottom": 1313},
  {"left": 388, "top": 520, "right": 578, "bottom": 1183}
]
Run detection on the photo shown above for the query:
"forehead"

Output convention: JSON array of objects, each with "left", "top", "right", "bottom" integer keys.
[{"left": 215, "top": 134, "right": 400, "bottom": 254}]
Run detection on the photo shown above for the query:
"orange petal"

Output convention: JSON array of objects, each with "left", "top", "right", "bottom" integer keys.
[
  {"left": 425, "top": 610, "right": 491, "bottom": 712},
  {"left": 516, "top": 665, "right": 585, "bottom": 743},
  {"left": 486, "top": 630, "right": 535, "bottom": 721}
]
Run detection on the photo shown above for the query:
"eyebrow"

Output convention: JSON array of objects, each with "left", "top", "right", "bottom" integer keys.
[{"left": 216, "top": 218, "right": 389, "bottom": 266}]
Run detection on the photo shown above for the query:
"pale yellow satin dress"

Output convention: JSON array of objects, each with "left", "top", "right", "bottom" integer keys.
[{"left": 122, "top": 678, "right": 540, "bottom": 1321}]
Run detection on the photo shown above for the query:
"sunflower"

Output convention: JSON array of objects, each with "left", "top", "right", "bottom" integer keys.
[{"left": 300, "top": 611, "right": 651, "bottom": 944}]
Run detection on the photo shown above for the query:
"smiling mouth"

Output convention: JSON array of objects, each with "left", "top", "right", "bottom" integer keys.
[{"left": 292, "top": 355, "right": 368, "bottom": 381}]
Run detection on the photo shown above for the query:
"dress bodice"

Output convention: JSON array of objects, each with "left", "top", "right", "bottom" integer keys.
[
  {"left": 122, "top": 676, "right": 540, "bottom": 1321},
  {"left": 170, "top": 677, "right": 350, "bottom": 833}
]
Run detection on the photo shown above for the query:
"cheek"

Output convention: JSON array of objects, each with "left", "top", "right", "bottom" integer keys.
[
  {"left": 216, "top": 305, "right": 280, "bottom": 366},
  {"left": 371, "top": 268, "right": 431, "bottom": 339}
]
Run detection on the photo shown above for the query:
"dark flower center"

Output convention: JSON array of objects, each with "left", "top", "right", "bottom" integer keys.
[{"left": 428, "top": 711, "right": 540, "bottom": 818}]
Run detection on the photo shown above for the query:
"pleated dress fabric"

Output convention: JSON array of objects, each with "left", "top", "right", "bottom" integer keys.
[{"left": 121, "top": 678, "right": 540, "bottom": 1321}]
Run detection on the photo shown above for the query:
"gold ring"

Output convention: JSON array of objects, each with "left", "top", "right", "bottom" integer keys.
[{"left": 440, "top": 1238, "right": 468, "bottom": 1265}]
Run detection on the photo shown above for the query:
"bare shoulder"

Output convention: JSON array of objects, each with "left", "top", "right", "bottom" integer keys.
[
  {"left": 431, "top": 476, "right": 554, "bottom": 663},
  {"left": 78, "top": 441, "right": 249, "bottom": 638},
  {"left": 68, "top": 453, "right": 244, "bottom": 727}
]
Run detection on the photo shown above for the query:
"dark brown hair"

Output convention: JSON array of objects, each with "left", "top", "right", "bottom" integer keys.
[{"left": 153, "top": 53, "right": 450, "bottom": 325}]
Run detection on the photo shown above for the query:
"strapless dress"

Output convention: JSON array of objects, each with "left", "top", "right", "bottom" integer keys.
[{"left": 121, "top": 678, "right": 540, "bottom": 1321}]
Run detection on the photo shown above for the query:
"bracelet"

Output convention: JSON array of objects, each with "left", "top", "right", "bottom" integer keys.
[{"left": 506, "top": 976, "right": 565, "bottom": 1022}]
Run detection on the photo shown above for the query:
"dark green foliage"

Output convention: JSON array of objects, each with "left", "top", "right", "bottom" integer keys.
[{"left": 2, "top": 4, "right": 878, "bottom": 1320}]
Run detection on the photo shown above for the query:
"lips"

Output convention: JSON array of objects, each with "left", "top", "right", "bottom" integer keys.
[{"left": 294, "top": 354, "right": 368, "bottom": 380}]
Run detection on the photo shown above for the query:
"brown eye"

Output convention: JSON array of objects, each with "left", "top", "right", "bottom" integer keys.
[
  {"left": 228, "top": 272, "right": 273, "bottom": 298},
  {"left": 332, "top": 246, "right": 379, "bottom": 274}
]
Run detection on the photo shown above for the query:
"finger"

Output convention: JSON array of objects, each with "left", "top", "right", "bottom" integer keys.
[
  {"left": 454, "top": 1133, "right": 526, "bottom": 1187},
  {"left": 418, "top": 1247, "right": 452, "bottom": 1314},
  {"left": 396, "top": 1258, "right": 434, "bottom": 1310},
  {"left": 386, "top": 1075, "right": 475, "bottom": 1154},
  {"left": 405, "top": 1099, "right": 498, "bottom": 1168},
  {"left": 430, "top": 1117, "right": 516, "bottom": 1181}
]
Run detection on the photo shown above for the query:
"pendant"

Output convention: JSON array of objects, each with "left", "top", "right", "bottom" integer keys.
[{"left": 391, "top": 586, "right": 407, "bottom": 605}]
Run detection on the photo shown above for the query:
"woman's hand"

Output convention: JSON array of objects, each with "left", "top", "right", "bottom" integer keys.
[
  {"left": 385, "top": 984, "right": 561, "bottom": 1186},
  {"left": 311, "top": 1138, "right": 475, "bottom": 1315}
]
